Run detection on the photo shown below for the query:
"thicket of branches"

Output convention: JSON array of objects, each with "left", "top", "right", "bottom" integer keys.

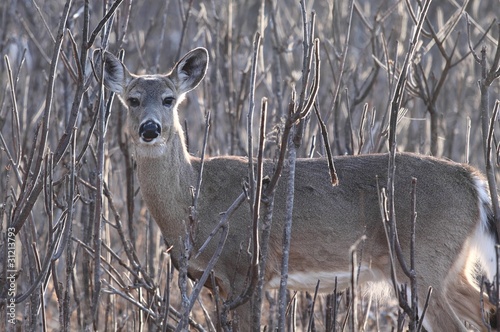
[{"left": 0, "top": 0, "right": 499, "bottom": 331}]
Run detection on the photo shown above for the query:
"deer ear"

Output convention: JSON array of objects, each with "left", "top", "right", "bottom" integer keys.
[
  {"left": 93, "top": 49, "right": 130, "bottom": 95},
  {"left": 172, "top": 48, "right": 208, "bottom": 94}
]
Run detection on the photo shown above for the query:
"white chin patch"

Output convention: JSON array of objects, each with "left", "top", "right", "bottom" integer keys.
[{"left": 135, "top": 140, "right": 167, "bottom": 158}]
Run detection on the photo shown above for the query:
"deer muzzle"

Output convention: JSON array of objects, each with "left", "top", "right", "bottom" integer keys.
[{"left": 139, "top": 120, "right": 161, "bottom": 142}]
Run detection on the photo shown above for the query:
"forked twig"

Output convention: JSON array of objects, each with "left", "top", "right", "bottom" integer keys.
[
  {"left": 176, "top": 192, "right": 246, "bottom": 332},
  {"left": 384, "top": 1, "right": 431, "bottom": 329}
]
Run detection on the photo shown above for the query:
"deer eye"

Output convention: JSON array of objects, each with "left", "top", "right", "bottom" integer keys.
[
  {"left": 127, "top": 97, "right": 140, "bottom": 107},
  {"left": 163, "top": 97, "right": 175, "bottom": 106}
]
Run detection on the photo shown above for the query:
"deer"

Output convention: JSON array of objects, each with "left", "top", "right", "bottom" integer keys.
[{"left": 96, "top": 46, "right": 497, "bottom": 331}]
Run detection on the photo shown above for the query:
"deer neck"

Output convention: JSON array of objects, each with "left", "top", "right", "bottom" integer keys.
[{"left": 134, "top": 129, "right": 198, "bottom": 240}]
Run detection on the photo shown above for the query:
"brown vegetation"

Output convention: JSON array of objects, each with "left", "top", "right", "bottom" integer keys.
[{"left": 1, "top": 0, "right": 500, "bottom": 331}]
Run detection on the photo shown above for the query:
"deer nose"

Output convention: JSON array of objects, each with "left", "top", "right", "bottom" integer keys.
[{"left": 139, "top": 121, "right": 161, "bottom": 142}]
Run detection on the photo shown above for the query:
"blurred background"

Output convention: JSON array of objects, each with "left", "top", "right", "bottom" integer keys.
[{"left": 0, "top": 0, "right": 499, "bottom": 330}]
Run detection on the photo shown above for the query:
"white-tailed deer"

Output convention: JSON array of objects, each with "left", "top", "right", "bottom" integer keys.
[{"left": 97, "top": 47, "right": 497, "bottom": 331}]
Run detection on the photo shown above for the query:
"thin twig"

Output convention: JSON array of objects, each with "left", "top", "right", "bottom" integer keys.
[
  {"left": 87, "top": 0, "right": 125, "bottom": 48},
  {"left": 191, "top": 111, "right": 211, "bottom": 227},
  {"left": 313, "top": 103, "right": 338, "bottom": 185},
  {"left": 306, "top": 280, "right": 320, "bottom": 332},
  {"left": 227, "top": 98, "right": 268, "bottom": 311},
  {"left": 246, "top": 32, "right": 262, "bottom": 210},
  {"left": 175, "top": 0, "right": 194, "bottom": 61},
  {"left": 176, "top": 192, "right": 246, "bottom": 332},
  {"left": 410, "top": 177, "right": 418, "bottom": 330},
  {"left": 4, "top": 55, "right": 21, "bottom": 166}
]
